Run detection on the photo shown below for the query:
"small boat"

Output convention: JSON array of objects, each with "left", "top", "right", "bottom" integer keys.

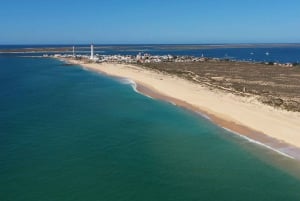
[{"left": 265, "top": 52, "right": 270, "bottom": 56}]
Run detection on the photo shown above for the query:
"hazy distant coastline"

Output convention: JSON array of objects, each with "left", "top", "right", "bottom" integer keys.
[{"left": 1, "top": 43, "right": 300, "bottom": 53}]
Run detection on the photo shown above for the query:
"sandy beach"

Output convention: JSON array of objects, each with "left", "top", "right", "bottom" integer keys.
[{"left": 62, "top": 58, "right": 300, "bottom": 159}]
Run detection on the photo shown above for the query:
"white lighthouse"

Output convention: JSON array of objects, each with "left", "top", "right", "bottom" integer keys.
[
  {"left": 90, "top": 44, "right": 94, "bottom": 59},
  {"left": 72, "top": 46, "right": 75, "bottom": 57}
]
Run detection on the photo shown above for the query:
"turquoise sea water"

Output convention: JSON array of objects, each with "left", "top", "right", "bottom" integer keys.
[{"left": 1, "top": 56, "right": 300, "bottom": 201}]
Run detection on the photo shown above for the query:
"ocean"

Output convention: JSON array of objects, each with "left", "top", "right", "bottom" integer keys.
[{"left": 1, "top": 49, "right": 300, "bottom": 200}]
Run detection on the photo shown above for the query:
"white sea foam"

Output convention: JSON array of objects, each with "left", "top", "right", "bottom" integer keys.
[
  {"left": 118, "top": 78, "right": 154, "bottom": 99},
  {"left": 221, "top": 127, "right": 295, "bottom": 159},
  {"left": 169, "top": 101, "right": 177, "bottom": 106},
  {"left": 118, "top": 78, "right": 138, "bottom": 92},
  {"left": 195, "top": 112, "right": 211, "bottom": 120}
]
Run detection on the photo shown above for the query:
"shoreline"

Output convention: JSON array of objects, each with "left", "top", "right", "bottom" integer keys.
[
  {"left": 60, "top": 58, "right": 300, "bottom": 160},
  {"left": 135, "top": 82, "right": 300, "bottom": 160}
]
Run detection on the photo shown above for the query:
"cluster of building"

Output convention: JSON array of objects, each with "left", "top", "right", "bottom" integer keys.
[
  {"left": 49, "top": 44, "right": 207, "bottom": 64},
  {"left": 266, "top": 61, "right": 295, "bottom": 67},
  {"left": 48, "top": 45, "right": 298, "bottom": 67}
]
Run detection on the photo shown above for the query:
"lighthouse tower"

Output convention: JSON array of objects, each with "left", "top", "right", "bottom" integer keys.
[
  {"left": 90, "top": 44, "right": 94, "bottom": 59},
  {"left": 72, "top": 46, "right": 75, "bottom": 57}
]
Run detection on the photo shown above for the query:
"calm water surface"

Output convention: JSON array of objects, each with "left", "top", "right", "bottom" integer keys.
[{"left": 1, "top": 56, "right": 300, "bottom": 201}]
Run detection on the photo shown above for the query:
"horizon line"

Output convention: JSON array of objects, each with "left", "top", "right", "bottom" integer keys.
[{"left": 1, "top": 42, "right": 300, "bottom": 46}]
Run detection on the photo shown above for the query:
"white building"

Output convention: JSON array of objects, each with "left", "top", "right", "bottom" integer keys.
[
  {"left": 90, "top": 44, "right": 94, "bottom": 59},
  {"left": 136, "top": 52, "right": 142, "bottom": 60}
]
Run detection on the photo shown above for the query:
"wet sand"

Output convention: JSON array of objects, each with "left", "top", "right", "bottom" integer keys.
[{"left": 136, "top": 83, "right": 300, "bottom": 160}]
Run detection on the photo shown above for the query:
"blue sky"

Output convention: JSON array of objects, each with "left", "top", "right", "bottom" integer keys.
[{"left": 1, "top": 0, "right": 300, "bottom": 44}]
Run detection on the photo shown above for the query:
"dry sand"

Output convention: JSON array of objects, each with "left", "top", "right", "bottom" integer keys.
[{"left": 62, "top": 59, "right": 300, "bottom": 160}]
